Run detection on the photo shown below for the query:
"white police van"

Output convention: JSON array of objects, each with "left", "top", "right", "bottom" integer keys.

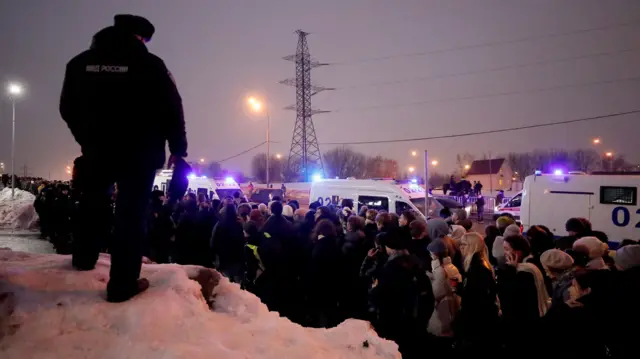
[
  {"left": 520, "top": 172, "right": 639, "bottom": 245},
  {"left": 310, "top": 178, "right": 459, "bottom": 219},
  {"left": 495, "top": 191, "right": 522, "bottom": 219},
  {"left": 152, "top": 170, "right": 244, "bottom": 200}
]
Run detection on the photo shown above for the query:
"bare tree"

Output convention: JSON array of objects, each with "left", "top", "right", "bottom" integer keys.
[
  {"left": 570, "top": 149, "right": 600, "bottom": 173},
  {"left": 428, "top": 172, "right": 449, "bottom": 188},
  {"left": 364, "top": 156, "right": 399, "bottom": 178},
  {"left": 456, "top": 152, "right": 475, "bottom": 176},
  {"left": 201, "top": 162, "right": 223, "bottom": 178},
  {"left": 251, "top": 153, "right": 284, "bottom": 183},
  {"left": 323, "top": 146, "right": 368, "bottom": 179}
]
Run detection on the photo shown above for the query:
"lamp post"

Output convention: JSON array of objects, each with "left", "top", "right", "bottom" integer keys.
[
  {"left": 7, "top": 83, "right": 24, "bottom": 199},
  {"left": 248, "top": 97, "right": 271, "bottom": 185}
]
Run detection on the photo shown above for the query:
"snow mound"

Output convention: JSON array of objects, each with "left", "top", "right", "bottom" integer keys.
[
  {"left": 0, "top": 188, "right": 38, "bottom": 230},
  {"left": 0, "top": 250, "right": 399, "bottom": 359}
]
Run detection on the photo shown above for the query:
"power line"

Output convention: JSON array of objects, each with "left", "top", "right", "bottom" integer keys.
[
  {"left": 215, "top": 141, "right": 266, "bottom": 163},
  {"left": 318, "top": 109, "right": 640, "bottom": 145},
  {"left": 332, "top": 19, "right": 640, "bottom": 65},
  {"left": 333, "top": 76, "right": 640, "bottom": 112},
  {"left": 336, "top": 47, "right": 639, "bottom": 90}
]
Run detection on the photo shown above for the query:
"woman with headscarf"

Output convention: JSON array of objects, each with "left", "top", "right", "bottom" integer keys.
[{"left": 427, "top": 218, "right": 462, "bottom": 271}]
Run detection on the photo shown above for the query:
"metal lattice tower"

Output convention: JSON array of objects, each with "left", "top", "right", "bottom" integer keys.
[{"left": 280, "top": 30, "right": 334, "bottom": 181}]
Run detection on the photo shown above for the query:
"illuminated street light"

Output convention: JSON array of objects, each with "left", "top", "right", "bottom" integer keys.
[
  {"left": 276, "top": 153, "right": 282, "bottom": 160},
  {"left": 7, "top": 83, "right": 23, "bottom": 97},
  {"left": 431, "top": 160, "right": 439, "bottom": 166},
  {"left": 464, "top": 164, "right": 470, "bottom": 170},
  {"left": 408, "top": 166, "right": 415, "bottom": 173},
  {"left": 593, "top": 138, "right": 601, "bottom": 145},
  {"left": 605, "top": 152, "right": 613, "bottom": 158},
  {"left": 199, "top": 158, "right": 205, "bottom": 163},
  {"left": 247, "top": 96, "right": 272, "bottom": 184},
  {"left": 411, "top": 151, "right": 417, "bottom": 157},
  {"left": 6, "top": 82, "right": 25, "bottom": 199}
]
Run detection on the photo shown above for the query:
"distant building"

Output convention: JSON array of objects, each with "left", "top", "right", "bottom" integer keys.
[{"left": 464, "top": 158, "right": 516, "bottom": 192}]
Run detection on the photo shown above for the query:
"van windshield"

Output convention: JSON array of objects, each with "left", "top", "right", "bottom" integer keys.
[{"left": 216, "top": 188, "right": 242, "bottom": 200}]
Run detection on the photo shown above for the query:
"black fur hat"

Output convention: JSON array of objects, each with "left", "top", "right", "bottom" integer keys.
[{"left": 114, "top": 14, "right": 155, "bottom": 40}]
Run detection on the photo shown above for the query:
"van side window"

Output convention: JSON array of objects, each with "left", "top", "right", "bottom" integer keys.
[
  {"left": 508, "top": 194, "right": 522, "bottom": 207},
  {"left": 358, "top": 196, "right": 389, "bottom": 211},
  {"left": 600, "top": 186, "right": 637, "bottom": 205},
  {"left": 396, "top": 201, "right": 412, "bottom": 215}
]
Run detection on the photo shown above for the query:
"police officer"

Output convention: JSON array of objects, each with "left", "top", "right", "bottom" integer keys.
[{"left": 60, "top": 14, "right": 187, "bottom": 302}]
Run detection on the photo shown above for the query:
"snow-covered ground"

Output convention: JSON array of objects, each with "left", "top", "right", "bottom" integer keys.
[
  {"left": 0, "top": 188, "right": 38, "bottom": 230},
  {"left": 0, "top": 250, "right": 399, "bottom": 359}
]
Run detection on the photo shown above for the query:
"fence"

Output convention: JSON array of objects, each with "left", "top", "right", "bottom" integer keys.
[{"left": 433, "top": 195, "right": 513, "bottom": 214}]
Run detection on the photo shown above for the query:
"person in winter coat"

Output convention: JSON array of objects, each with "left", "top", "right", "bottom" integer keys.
[
  {"left": 555, "top": 217, "right": 592, "bottom": 250},
  {"left": 499, "top": 235, "right": 550, "bottom": 321},
  {"left": 426, "top": 239, "right": 461, "bottom": 337},
  {"left": 242, "top": 220, "right": 268, "bottom": 293},
  {"left": 492, "top": 223, "right": 520, "bottom": 267},
  {"left": 369, "top": 232, "right": 434, "bottom": 359},
  {"left": 540, "top": 249, "right": 574, "bottom": 308},
  {"left": 307, "top": 219, "right": 344, "bottom": 328},
  {"left": 341, "top": 215, "right": 368, "bottom": 319},
  {"left": 427, "top": 219, "right": 462, "bottom": 271},
  {"left": 610, "top": 245, "right": 640, "bottom": 357},
  {"left": 525, "top": 225, "right": 555, "bottom": 295},
  {"left": 408, "top": 219, "right": 431, "bottom": 269},
  {"left": 498, "top": 235, "right": 550, "bottom": 351},
  {"left": 483, "top": 225, "right": 500, "bottom": 266},
  {"left": 363, "top": 209, "right": 379, "bottom": 249},
  {"left": 210, "top": 203, "right": 245, "bottom": 282},
  {"left": 454, "top": 232, "right": 499, "bottom": 354}
]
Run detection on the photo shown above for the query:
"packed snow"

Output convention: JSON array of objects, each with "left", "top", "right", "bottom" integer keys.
[
  {"left": 0, "top": 249, "right": 400, "bottom": 359},
  {"left": 0, "top": 188, "right": 38, "bottom": 230}
]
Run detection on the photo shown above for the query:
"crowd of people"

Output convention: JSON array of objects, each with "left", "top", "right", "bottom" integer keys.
[{"left": 30, "top": 184, "right": 640, "bottom": 358}]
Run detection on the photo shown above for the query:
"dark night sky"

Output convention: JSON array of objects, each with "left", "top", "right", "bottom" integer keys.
[{"left": 1, "top": 0, "right": 639, "bottom": 180}]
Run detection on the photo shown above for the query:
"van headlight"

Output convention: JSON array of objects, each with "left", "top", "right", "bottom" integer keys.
[{"left": 494, "top": 206, "right": 499, "bottom": 212}]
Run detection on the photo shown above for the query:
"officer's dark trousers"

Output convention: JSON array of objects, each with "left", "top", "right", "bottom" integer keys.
[{"left": 73, "top": 163, "right": 156, "bottom": 292}]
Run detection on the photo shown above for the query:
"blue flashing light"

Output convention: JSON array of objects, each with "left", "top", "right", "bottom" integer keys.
[
  {"left": 311, "top": 173, "right": 323, "bottom": 182},
  {"left": 553, "top": 169, "right": 563, "bottom": 175},
  {"left": 534, "top": 170, "right": 542, "bottom": 176},
  {"left": 225, "top": 177, "right": 234, "bottom": 183},
  {"left": 411, "top": 178, "right": 418, "bottom": 184},
  {"left": 187, "top": 173, "right": 196, "bottom": 180}
]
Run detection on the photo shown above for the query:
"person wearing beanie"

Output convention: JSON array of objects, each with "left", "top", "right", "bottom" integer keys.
[
  {"left": 369, "top": 232, "right": 434, "bottom": 357},
  {"left": 60, "top": 14, "right": 187, "bottom": 302},
  {"left": 496, "top": 216, "right": 516, "bottom": 233},
  {"left": 614, "top": 244, "right": 640, "bottom": 271},
  {"left": 540, "top": 249, "right": 575, "bottom": 308},
  {"left": 556, "top": 217, "right": 593, "bottom": 250},
  {"left": 573, "top": 236, "right": 609, "bottom": 270},
  {"left": 492, "top": 223, "right": 521, "bottom": 267}
]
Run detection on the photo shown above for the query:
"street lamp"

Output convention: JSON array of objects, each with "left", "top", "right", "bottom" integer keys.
[
  {"left": 408, "top": 166, "right": 415, "bottom": 173},
  {"left": 7, "top": 82, "right": 24, "bottom": 199},
  {"left": 431, "top": 160, "right": 438, "bottom": 166},
  {"left": 199, "top": 158, "right": 205, "bottom": 163},
  {"left": 464, "top": 164, "right": 470, "bottom": 170},
  {"left": 593, "top": 138, "right": 601, "bottom": 145},
  {"left": 605, "top": 152, "right": 613, "bottom": 158},
  {"left": 411, "top": 151, "right": 417, "bottom": 157},
  {"left": 276, "top": 153, "right": 282, "bottom": 160},
  {"left": 247, "top": 96, "right": 271, "bottom": 185}
]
